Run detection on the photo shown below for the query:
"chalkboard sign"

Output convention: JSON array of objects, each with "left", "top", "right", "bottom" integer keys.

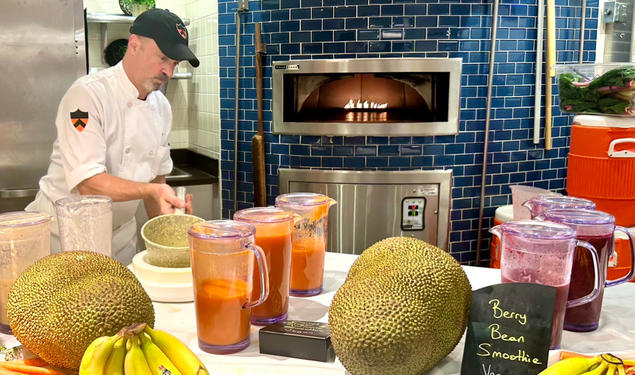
[{"left": 460, "top": 283, "right": 555, "bottom": 375}]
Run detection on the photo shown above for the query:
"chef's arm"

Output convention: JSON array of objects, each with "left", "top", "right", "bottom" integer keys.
[{"left": 76, "top": 172, "right": 187, "bottom": 218}]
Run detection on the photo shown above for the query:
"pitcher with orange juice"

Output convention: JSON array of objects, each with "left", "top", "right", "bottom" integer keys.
[
  {"left": 188, "top": 220, "right": 269, "bottom": 354},
  {"left": 234, "top": 207, "right": 295, "bottom": 325},
  {"left": 275, "top": 193, "right": 336, "bottom": 297}
]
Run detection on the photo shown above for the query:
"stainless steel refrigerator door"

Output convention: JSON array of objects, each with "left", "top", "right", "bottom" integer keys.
[{"left": 0, "top": 0, "right": 86, "bottom": 209}]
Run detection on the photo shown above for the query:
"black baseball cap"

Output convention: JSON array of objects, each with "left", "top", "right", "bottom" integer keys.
[{"left": 130, "top": 8, "right": 199, "bottom": 67}]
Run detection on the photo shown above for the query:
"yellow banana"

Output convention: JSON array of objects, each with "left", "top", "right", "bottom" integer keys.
[
  {"left": 79, "top": 336, "right": 106, "bottom": 371},
  {"left": 104, "top": 336, "right": 127, "bottom": 375},
  {"left": 607, "top": 364, "right": 617, "bottom": 375},
  {"left": 580, "top": 361, "right": 607, "bottom": 375},
  {"left": 139, "top": 332, "right": 183, "bottom": 375},
  {"left": 144, "top": 326, "right": 209, "bottom": 375},
  {"left": 600, "top": 353, "right": 628, "bottom": 375},
  {"left": 538, "top": 356, "right": 602, "bottom": 375},
  {"left": 124, "top": 336, "right": 152, "bottom": 375},
  {"left": 80, "top": 334, "right": 119, "bottom": 375}
]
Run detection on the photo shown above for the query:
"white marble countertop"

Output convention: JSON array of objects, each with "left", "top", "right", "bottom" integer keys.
[{"left": 154, "top": 252, "right": 635, "bottom": 375}]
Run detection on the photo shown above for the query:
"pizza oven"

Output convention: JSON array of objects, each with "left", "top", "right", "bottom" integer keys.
[{"left": 272, "top": 58, "right": 462, "bottom": 136}]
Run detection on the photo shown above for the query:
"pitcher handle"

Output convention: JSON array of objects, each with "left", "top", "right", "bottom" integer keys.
[
  {"left": 606, "top": 226, "right": 635, "bottom": 286},
  {"left": 243, "top": 243, "right": 270, "bottom": 309},
  {"left": 567, "top": 240, "right": 601, "bottom": 308}
]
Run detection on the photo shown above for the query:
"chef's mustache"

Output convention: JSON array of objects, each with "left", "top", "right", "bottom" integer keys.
[{"left": 155, "top": 73, "right": 169, "bottom": 83}]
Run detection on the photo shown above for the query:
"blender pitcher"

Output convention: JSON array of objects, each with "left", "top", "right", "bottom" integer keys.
[
  {"left": 188, "top": 220, "right": 269, "bottom": 354},
  {"left": 522, "top": 195, "right": 596, "bottom": 219},
  {"left": 234, "top": 207, "right": 295, "bottom": 325},
  {"left": 541, "top": 209, "right": 635, "bottom": 332},
  {"left": 55, "top": 195, "right": 112, "bottom": 256},
  {"left": 489, "top": 220, "right": 601, "bottom": 349},
  {"left": 275, "top": 193, "right": 336, "bottom": 297},
  {"left": 0, "top": 211, "right": 51, "bottom": 334}
]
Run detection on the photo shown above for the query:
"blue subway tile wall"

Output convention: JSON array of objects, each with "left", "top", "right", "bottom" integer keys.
[{"left": 218, "top": 0, "right": 598, "bottom": 264}]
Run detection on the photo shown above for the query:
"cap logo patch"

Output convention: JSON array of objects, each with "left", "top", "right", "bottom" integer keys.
[
  {"left": 176, "top": 23, "right": 187, "bottom": 40},
  {"left": 70, "top": 109, "right": 89, "bottom": 132}
]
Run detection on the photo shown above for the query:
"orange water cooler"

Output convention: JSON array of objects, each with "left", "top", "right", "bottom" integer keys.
[
  {"left": 567, "top": 115, "right": 635, "bottom": 281},
  {"left": 489, "top": 204, "right": 513, "bottom": 268}
]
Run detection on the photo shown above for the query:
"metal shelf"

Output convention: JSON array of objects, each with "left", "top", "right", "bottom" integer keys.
[
  {"left": 86, "top": 12, "right": 193, "bottom": 80},
  {"left": 86, "top": 12, "right": 190, "bottom": 25}
]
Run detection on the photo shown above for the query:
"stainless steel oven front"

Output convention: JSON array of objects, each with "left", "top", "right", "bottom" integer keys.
[
  {"left": 272, "top": 58, "right": 462, "bottom": 136},
  {"left": 279, "top": 168, "right": 452, "bottom": 254}
]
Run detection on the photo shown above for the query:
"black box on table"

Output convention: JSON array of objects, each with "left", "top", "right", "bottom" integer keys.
[{"left": 259, "top": 320, "right": 335, "bottom": 362}]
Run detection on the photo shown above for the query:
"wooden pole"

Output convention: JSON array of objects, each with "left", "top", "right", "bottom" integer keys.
[{"left": 545, "top": 0, "right": 556, "bottom": 150}]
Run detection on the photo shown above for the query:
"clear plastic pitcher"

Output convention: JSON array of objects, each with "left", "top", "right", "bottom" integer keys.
[
  {"left": 55, "top": 195, "right": 112, "bottom": 256},
  {"left": 523, "top": 194, "right": 596, "bottom": 219},
  {"left": 0, "top": 211, "right": 51, "bottom": 333},
  {"left": 234, "top": 207, "right": 294, "bottom": 325},
  {"left": 541, "top": 209, "right": 635, "bottom": 332},
  {"left": 509, "top": 185, "right": 560, "bottom": 220},
  {"left": 275, "top": 193, "right": 337, "bottom": 297},
  {"left": 489, "top": 220, "right": 601, "bottom": 349},
  {"left": 188, "top": 220, "right": 269, "bottom": 354}
]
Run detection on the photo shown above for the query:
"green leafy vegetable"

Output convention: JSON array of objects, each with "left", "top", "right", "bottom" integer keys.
[
  {"left": 559, "top": 66, "right": 635, "bottom": 116},
  {"left": 588, "top": 66, "right": 635, "bottom": 90},
  {"left": 598, "top": 97, "right": 630, "bottom": 114}
]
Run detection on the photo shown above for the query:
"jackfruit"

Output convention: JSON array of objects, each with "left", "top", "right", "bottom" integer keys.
[
  {"left": 7, "top": 251, "right": 154, "bottom": 370},
  {"left": 328, "top": 237, "right": 471, "bottom": 375}
]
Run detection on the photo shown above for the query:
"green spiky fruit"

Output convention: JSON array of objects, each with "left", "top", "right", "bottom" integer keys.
[
  {"left": 7, "top": 251, "right": 154, "bottom": 369},
  {"left": 328, "top": 237, "right": 471, "bottom": 375}
]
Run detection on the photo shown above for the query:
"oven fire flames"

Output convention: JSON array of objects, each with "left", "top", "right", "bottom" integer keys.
[{"left": 344, "top": 99, "right": 388, "bottom": 110}]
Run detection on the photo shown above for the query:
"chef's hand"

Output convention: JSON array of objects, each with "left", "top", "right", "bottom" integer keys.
[
  {"left": 184, "top": 193, "right": 193, "bottom": 215},
  {"left": 144, "top": 183, "right": 187, "bottom": 218}
]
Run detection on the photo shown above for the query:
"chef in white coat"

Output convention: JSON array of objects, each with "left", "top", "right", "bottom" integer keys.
[{"left": 26, "top": 9, "right": 198, "bottom": 264}]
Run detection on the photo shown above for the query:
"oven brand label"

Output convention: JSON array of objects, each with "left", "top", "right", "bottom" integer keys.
[
  {"left": 275, "top": 64, "right": 299, "bottom": 70},
  {"left": 418, "top": 186, "right": 438, "bottom": 196}
]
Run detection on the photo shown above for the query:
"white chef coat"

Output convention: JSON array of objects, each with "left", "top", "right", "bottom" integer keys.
[{"left": 26, "top": 62, "right": 173, "bottom": 265}]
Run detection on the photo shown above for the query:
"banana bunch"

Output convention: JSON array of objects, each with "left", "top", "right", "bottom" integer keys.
[
  {"left": 539, "top": 353, "right": 635, "bottom": 375},
  {"left": 79, "top": 323, "right": 209, "bottom": 375}
]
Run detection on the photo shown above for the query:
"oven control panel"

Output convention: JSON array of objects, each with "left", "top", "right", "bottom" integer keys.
[{"left": 401, "top": 197, "right": 426, "bottom": 231}]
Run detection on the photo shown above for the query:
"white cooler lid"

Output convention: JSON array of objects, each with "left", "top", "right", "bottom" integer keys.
[
  {"left": 495, "top": 204, "right": 514, "bottom": 222},
  {"left": 573, "top": 115, "right": 635, "bottom": 128}
]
